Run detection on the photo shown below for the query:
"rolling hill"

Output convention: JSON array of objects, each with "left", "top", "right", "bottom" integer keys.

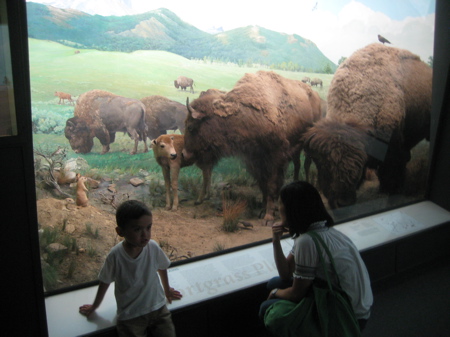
[{"left": 26, "top": 2, "right": 336, "bottom": 72}]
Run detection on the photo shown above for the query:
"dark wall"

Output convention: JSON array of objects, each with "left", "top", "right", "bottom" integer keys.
[
  {"left": 0, "top": 1, "right": 448, "bottom": 336},
  {"left": 428, "top": 0, "right": 450, "bottom": 209},
  {"left": 1, "top": 0, "right": 47, "bottom": 336}
]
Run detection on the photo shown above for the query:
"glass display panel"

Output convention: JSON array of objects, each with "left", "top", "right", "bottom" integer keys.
[
  {"left": 0, "top": 0, "right": 17, "bottom": 136},
  {"left": 26, "top": 0, "right": 435, "bottom": 293}
]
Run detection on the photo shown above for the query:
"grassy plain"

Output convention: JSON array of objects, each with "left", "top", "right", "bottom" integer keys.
[{"left": 29, "top": 38, "right": 330, "bottom": 178}]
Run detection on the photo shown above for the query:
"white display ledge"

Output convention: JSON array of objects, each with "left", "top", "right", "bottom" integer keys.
[{"left": 45, "top": 200, "right": 450, "bottom": 337}]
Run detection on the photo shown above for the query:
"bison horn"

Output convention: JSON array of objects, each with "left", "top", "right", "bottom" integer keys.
[
  {"left": 186, "top": 97, "right": 204, "bottom": 120},
  {"left": 186, "top": 97, "right": 194, "bottom": 115}
]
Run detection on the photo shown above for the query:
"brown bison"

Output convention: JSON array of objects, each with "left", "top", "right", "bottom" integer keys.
[
  {"left": 152, "top": 134, "right": 212, "bottom": 211},
  {"left": 64, "top": 90, "right": 148, "bottom": 155},
  {"left": 174, "top": 76, "right": 195, "bottom": 93},
  {"left": 54, "top": 91, "right": 74, "bottom": 105},
  {"left": 310, "top": 78, "right": 323, "bottom": 87},
  {"left": 301, "top": 77, "right": 311, "bottom": 84},
  {"left": 141, "top": 95, "right": 187, "bottom": 140},
  {"left": 303, "top": 43, "right": 432, "bottom": 209},
  {"left": 183, "top": 71, "right": 322, "bottom": 223}
]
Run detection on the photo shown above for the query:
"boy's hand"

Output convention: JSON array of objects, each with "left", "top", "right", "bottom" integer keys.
[
  {"left": 165, "top": 287, "right": 183, "bottom": 303},
  {"left": 79, "top": 304, "right": 96, "bottom": 317}
]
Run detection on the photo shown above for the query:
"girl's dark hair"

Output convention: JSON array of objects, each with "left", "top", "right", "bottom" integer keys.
[
  {"left": 116, "top": 200, "right": 152, "bottom": 229},
  {"left": 279, "top": 181, "right": 334, "bottom": 237}
]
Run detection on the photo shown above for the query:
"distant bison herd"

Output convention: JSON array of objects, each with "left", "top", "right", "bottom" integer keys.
[{"left": 61, "top": 43, "right": 432, "bottom": 218}]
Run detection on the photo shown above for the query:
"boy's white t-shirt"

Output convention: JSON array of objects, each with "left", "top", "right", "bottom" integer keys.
[{"left": 99, "top": 239, "right": 171, "bottom": 321}]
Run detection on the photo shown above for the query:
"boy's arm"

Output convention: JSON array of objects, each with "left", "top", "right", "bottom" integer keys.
[
  {"left": 158, "top": 269, "right": 182, "bottom": 304},
  {"left": 79, "top": 281, "right": 110, "bottom": 317}
]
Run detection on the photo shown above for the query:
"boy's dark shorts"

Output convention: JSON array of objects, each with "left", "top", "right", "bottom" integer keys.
[{"left": 116, "top": 305, "right": 176, "bottom": 337}]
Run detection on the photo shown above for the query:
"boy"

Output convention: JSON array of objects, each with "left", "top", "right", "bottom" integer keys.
[{"left": 79, "top": 200, "right": 182, "bottom": 337}]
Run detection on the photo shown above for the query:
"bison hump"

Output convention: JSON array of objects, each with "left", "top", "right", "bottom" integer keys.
[{"left": 225, "top": 71, "right": 309, "bottom": 124}]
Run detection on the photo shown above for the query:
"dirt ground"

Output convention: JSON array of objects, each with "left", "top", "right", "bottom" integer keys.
[
  {"left": 37, "top": 181, "right": 273, "bottom": 290},
  {"left": 36, "top": 140, "right": 428, "bottom": 291}
]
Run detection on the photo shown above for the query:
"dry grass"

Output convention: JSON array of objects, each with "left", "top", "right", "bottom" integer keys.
[{"left": 222, "top": 198, "right": 247, "bottom": 232}]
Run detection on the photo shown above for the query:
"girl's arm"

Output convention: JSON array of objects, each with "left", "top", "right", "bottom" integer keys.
[
  {"left": 158, "top": 269, "right": 183, "bottom": 303},
  {"left": 268, "top": 277, "right": 313, "bottom": 303},
  {"left": 272, "top": 222, "right": 294, "bottom": 280},
  {"left": 79, "top": 281, "right": 110, "bottom": 317}
]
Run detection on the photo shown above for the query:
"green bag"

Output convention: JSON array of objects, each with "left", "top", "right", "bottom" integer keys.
[{"left": 264, "top": 231, "right": 361, "bottom": 337}]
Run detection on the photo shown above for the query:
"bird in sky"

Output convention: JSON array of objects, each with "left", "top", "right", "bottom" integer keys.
[{"left": 378, "top": 34, "right": 392, "bottom": 44}]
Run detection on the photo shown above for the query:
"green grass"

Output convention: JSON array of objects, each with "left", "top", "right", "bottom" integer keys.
[
  {"left": 29, "top": 38, "right": 330, "bottom": 197},
  {"left": 28, "top": 38, "right": 332, "bottom": 104}
]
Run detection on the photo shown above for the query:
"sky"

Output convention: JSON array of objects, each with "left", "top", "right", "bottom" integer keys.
[{"left": 27, "top": 0, "right": 436, "bottom": 64}]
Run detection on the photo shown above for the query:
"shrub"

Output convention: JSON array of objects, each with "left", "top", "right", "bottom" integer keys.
[{"left": 222, "top": 199, "right": 247, "bottom": 232}]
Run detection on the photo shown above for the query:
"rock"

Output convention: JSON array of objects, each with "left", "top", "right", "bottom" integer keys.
[
  {"left": 87, "top": 178, "right": 100, "bottom": 189},
  {"left": 64, "top": 157, "right": 89, "bottom": 172},
  {"left": 65, "top": 224, "right": 75, "bottom": 233},
  {"left": 130, "top": 178, "right": 144, "bottom": 187},
  {"left": 139, "top": 169, "right": 150, "bottom": 177},
  {"left": 46, "top": 242, "right": 68, "bottom": 254}
]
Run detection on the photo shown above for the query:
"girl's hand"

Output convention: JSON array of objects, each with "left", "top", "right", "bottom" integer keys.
[
  {"left": 165, "top": 287, "right": 183, "bottom": 303},
  {"left": 272, "top": 222, "right": 288, "bottom": 241}
]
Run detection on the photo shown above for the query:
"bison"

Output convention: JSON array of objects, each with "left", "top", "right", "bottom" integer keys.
[
  {"left": 301, "top": 77, "right": 311, "bottom": 84},
  {"left": 54, "top": 91, "right": 74, "bottom": 105},
  {"left": 174, "top": 76, "right": 195, "bottom": 93},
  {"left": 183, "top": 70, "right": 322, "bottom": 223},
  {"left": 64, "top": 90, "right": 148, "bottom": 155},
  {"left": 303, "top": 43, "right": 432, "bottom": 209},
  {"left": 310, "top": 78, "right": 323, "bottom": 87},
  {"left": 152, "top": 134, "right": 212, "bottom": 211},
  {"left": 141, "top": 95, "right": 187, "bottom": 140}
]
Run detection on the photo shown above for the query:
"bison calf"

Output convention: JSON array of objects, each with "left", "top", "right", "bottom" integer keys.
[
  {"left": 55, "top": 91, "right": 74, "bottom": 105},
  {"left": 152, "top": 134, "right": 212, "bottom": 211}
]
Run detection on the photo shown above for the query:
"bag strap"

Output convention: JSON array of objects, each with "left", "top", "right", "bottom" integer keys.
[{"left": 307, "top": 231, "right": 342, "bottom": 290}]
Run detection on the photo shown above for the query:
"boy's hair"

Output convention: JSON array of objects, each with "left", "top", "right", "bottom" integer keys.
[
  {"left": 116, "top": 200, "right": 152, "bottom": 229},
  {"left": 279, "top": 181, "right": 334, "bottom": 237}
]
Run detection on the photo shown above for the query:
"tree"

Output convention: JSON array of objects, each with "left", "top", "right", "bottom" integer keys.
[
  {"left": 427, "top": 56, "right": 433, "bottom": 68},
  {"left": 323, "top": 63, "right": 333, "bottom": 74},
  {"left": 338, "top": 56, "right": 347, "bottom": 66}
]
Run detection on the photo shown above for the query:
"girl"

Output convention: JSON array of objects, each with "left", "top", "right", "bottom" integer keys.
[{"left": 259, "top": 181, "right": 373, "bottom": 331}]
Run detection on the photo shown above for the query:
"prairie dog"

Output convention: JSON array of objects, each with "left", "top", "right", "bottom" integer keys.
[{"left": 76, "top": 176, "right": 89, "bottom": 207}]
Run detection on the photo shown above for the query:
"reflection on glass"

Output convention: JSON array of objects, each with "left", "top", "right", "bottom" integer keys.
[
  {"left": 26, "top": 0, "right": 435, "bottom": 293},
  {"left": 0, "top": 0, "right": 17, "bottom": 137}
]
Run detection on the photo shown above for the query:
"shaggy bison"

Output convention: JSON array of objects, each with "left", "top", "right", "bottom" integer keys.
[
  {"left": 303, "top": 43, "right": 432, "bottom": 209},
  {"left": 141, "top": 95, "right": 187, "bottom": 140},
  {"left": 174, "top": 76, "right": 195, "bottom": 93},
  {"left": 183, "top": 71, "right": 322, "bottom": 223},
  {"left": 64, "top": 90, "right": 148, "bottom": 154},
  {"left": 310, "top": 78, "right": 323, "bottom": 87},
  {"left": 152, "top": 134, "right": 212, "bottom": 211}
]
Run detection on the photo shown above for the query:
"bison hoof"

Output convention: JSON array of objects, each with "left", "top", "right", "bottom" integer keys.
[
  {"left": 261, "top": 219, "right": 274, "bottom": 227},
  {"left": 260, "top": 212, "right": 275, "bottom": 226}
]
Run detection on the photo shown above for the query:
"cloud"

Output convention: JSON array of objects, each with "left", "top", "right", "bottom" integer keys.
[
  {"left": 27, "top": 0, "right": 435, "bottom": 64},
  {"left": 278, "top": 1, "right": 434, "bottom": 63}
]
